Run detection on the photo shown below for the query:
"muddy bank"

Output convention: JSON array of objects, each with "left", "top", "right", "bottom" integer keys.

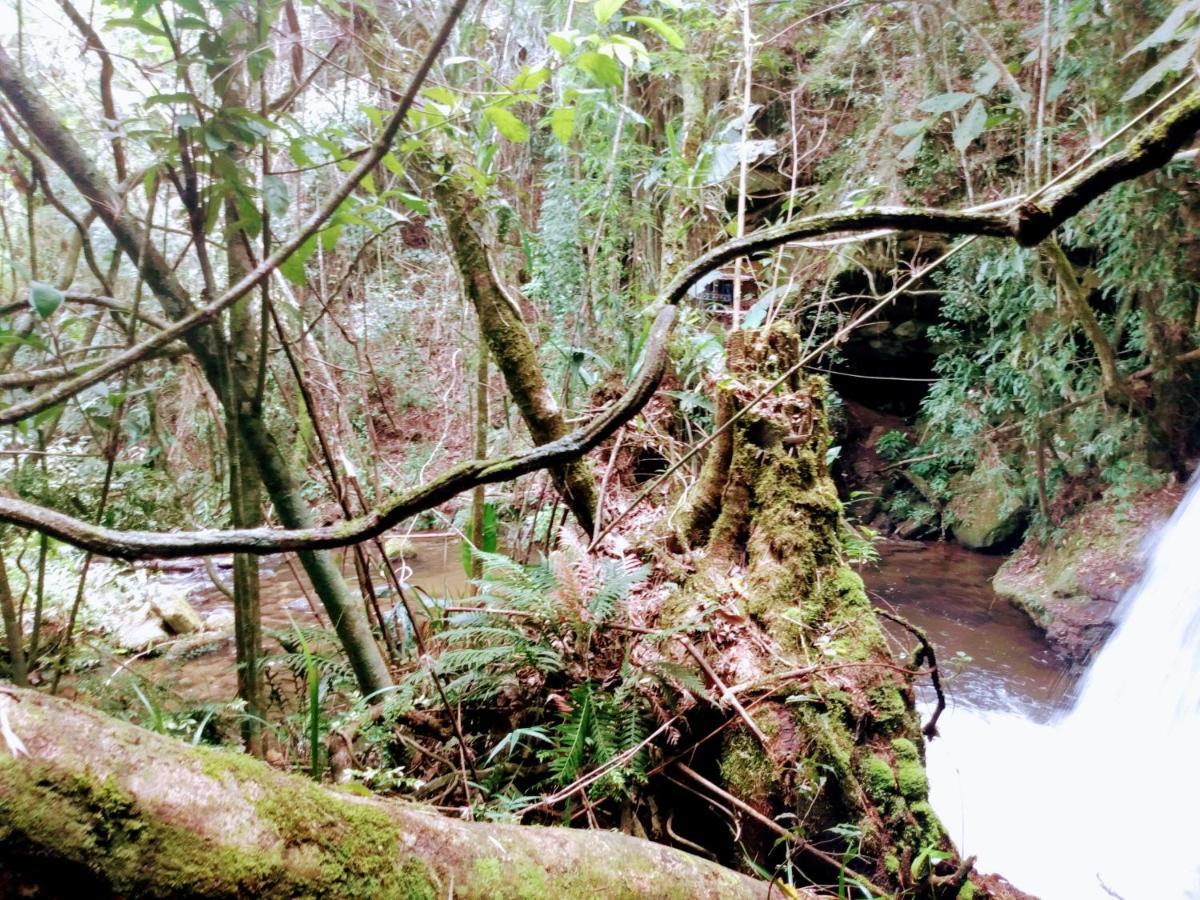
[{"left": 992, "top": 480, "right": 1186, "bottom": 664}]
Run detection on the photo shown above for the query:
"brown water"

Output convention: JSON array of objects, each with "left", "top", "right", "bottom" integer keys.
[
  {"left": 864, "top": 542, "right": 1074, "bottom": 721},
  {"left": 126, "top": 536, "right": 469, "bottom": 704},
  {"left": 123, "top": 538, "right": 1068, "bottom": 722}
]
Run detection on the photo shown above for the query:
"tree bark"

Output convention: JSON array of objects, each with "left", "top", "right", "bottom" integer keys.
[
  {"left": 434, "top": 180, "right": 599, "bottom": 535},
  {"left": 663, "top": 324, "right": 962, "bottom": 896},
  {"left": 0, "top": 687, "right": 775, "bottom": 899}
]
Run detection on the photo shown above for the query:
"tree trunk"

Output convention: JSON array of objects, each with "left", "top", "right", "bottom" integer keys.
[
  {"left": 434, "top": 180, "right": 599, "bottom": 536},
  {"left": 0, "top": 688, "right": 775, "bottom": 899},
  {"left": 663, "top": 324, "right": 967, "bottom": 897}
]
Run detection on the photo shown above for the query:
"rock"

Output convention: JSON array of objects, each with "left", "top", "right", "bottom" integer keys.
[
  {"left": 383, "top": 536, "right": 420, "bottom": 560},
  {"left": 151, "top": 590, "right": 204, "bottom": 635},
  {"left": 946, "top": 465, "right": 1027, "bottom": 550},
  {"left": 994, "top": 479, "right": 1185, "bottom": 663},
  {"left": 894, "top": 518, "right": 935, "bottom": 540},
  {"left": 114, "top": 604, "right": 170, "bottom": 652},
  {"left": 203, "top": 608, "right": 235, "bottom": 631},
  {"left": 163, "top": 632, "right": 230, "bottom": 661}
]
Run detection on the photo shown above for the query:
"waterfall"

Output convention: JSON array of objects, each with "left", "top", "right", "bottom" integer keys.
[{"left": 925, "top": 477, "right": 1200, "bottom": 899}]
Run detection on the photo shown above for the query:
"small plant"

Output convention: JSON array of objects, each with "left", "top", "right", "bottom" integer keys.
[{"left": 874, "top": 430, "right": 912, "bottom": 462}]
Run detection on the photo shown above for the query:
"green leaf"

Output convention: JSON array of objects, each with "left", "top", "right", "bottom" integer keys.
[
  {"left": 145, "top": 91, "right": 200, "bottom": 108},
  {"left": 549, "top": 105, "right": 576, "bottom": 144},
  {"left": 107, "top": 16, "right": 166, "bottom": 37},
  {"left": 917, "top": 91, "right": 975, "bottom": 114},
  {"left": 972, "top": 61, "right": 1001, "bottom": 95},
  {"left": 891, "top": 119, "right": 929, "bottom": 138},
  {"left": 1125, "top": 0, "right": 1200, "bottom": 57},
  {"left": 740, "top": 296, "right": 770, "bottom": 330},
  {"left": 173, "top": 15, "right": 210, "bottom": 29},
  {"left": 279, "top": 235, "right": 317, "bottom": 285},
  {"left": 594, "top": 0, "right": 624, "bottom": 25},
  {"left": 396, "top": 191, "right": 429, "bottom": 215},
  {"left": 1121, "top": 30, "right": 1200, "bottom": 101},
  {"left": 953, "top": 99, "right": 987, "bottom": 152},
  {"left": 623, "top": 14, "right": 684, "bottom": 49},
  {"left": 483, "top": 106, "right": 530, "bottom": 142},
  {"left": 202, "top": 127, "right": 231, "bottom": 151},
  {"left": 576, "top": 50, "right": 622, "bottom": 87},
  {"left": 28, "top": 281, "right": 64, "bottom": 318},
  {"left": 897, "top": 134, "right": 925, "bottom": 162},
  {"left": 509, "top": 66, "right": 550, "bottom": 91},
  {"left": 547, "top": 31, "right": 574, "bottom": 58},
  {"left": 262, "top": 174, "right": 289, "bottom": 219}
]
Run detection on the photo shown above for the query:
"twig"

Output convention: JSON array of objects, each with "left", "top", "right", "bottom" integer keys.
[
  {"left": 674, "top": 762, "right": 886, "bottom": 897},
  {"left": 874, "top": 606, "right": 946, "bottom": 738}
]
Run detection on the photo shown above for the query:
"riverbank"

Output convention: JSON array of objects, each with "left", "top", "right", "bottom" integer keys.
[{"left": 992, "top": 479, "right": 1186, "bottom": 664}]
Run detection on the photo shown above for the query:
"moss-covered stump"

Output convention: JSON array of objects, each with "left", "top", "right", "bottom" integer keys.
[
  {"left": 993, "top": 479, "right": 1185, "bottom": 664},
  {"left": 668, "top": 324, "right": 970, "bottom": 897},
  {"left": 0, "top": 688, "right": 772, "bottom": 899}
]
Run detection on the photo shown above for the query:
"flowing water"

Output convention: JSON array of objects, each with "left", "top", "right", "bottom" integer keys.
[{"left": 876, "top": 481, "right": 1200, "bottom": 900}]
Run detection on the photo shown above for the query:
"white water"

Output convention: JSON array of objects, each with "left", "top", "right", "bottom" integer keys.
[{"left": 925, "top": 478, "right": 1200, "bottom": 899}]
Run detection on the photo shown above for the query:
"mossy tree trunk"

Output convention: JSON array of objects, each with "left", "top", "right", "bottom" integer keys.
[
  {"left": 0, "top": 688, "right": 779, "bottom": 899},
  {"left": 434, "top": 179, "right": 599, "bottom": 536},
  {"left": 668, "top": 324, "right": 968, "bottom": 897}
]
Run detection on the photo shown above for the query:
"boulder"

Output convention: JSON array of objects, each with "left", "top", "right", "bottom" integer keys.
[
  {"left": 203, "top": 608, "right": 235, "bottom": 631},
  {"left": 946, "top": 465, "right": 1027, "bottom": 550},
  {"left": 114, "top": 604, "right": 170, "bottom": 652},
  {"left": 151, "top": 590, "right": 204, "bottom": 635}
]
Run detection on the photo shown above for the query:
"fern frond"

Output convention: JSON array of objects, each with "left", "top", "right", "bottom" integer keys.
[{"left": 589, "top": 558, "right": 650, "bottom": 622}]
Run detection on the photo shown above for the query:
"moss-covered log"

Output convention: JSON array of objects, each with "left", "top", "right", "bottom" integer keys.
[
  {"left": 663, "top": 324, "right": 972, "bottom": 897},
  {"left": 0, "top": 688, "right": 775, "bottom": 899}
]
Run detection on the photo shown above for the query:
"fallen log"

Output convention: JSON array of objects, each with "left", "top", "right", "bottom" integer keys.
[{"left": 0, "top": 688, "right": 776, "bottom": 899}]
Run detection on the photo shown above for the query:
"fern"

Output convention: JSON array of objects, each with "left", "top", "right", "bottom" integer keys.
[{"left": 545, "top": 683, "right": 595, "bottom": 785}]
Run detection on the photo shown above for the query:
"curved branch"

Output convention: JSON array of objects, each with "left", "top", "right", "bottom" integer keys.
[
  {"left": 0, "top": 307, "right": 677, "bottom": 558},
  {"left": 0, "top": 346, "right": 184, "bottom": 390},
  {"left": 0, "top": 293, "right": 175, "bottom": 333},
  {"left": 0, "top": 87, "right": 1197, "bottom": 556}
]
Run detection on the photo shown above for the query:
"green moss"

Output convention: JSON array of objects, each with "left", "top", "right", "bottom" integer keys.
[
  {"left": 862, "top": 754, "right": 895, "bottom": 804},
  {"left": 0, "top": 752, "right": 438, "bottom": 899},
  {"left": 467, "top": 857, "right": 550, "bottom": 899},
  {"left": 720, "top": 729, "right": 779, "bottom": 803},
  {"left": 256, "top": 778, "right": 433, "bottom": 898},
  {"left": 890, "top": 738, "right": 920, "bottom": 762},
  {"left": 957, "top": 879, "right": 978, "bottom": 899},
  {"left": 868, "top": 684, "right": 909, "bottom": 729},
  {"left": 884, "top": 853, "right": 901, "bottom": 877}
]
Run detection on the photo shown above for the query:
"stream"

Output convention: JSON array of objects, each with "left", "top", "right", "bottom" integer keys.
[{"left": 866, "top": 479, "right": 1200, "bottom": 900}]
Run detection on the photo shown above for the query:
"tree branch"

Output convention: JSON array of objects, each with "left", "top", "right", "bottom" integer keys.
[
  {"left": 0, "top": 307, "right": 677, "bottom": 558},
  {"left": 0, "top": 84, "right": 1196, "bottom": 558},
  {"left": 0, "top": 0, "right": 471, "bottom": 426}
]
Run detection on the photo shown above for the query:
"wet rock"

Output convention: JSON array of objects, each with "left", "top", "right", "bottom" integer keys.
[
  {"left": 203, "top": 608, "right": 235, "bottom": 631},
  {"left": 151, "top": 591, "right": 204, "bottom": 635},
  {"left": 383, "top": 536, "right": 420, "bottom": 560},
  {"left": 163, "top": 631, "right": 230, "bottom": 661},
  {"left": 946, "top": 465, "right": 1027, "bottom": 550}
]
